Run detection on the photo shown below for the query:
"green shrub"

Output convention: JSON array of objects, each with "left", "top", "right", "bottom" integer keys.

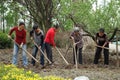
[{"left": 0, "top": 32, "right": 13, "bottom": 48}]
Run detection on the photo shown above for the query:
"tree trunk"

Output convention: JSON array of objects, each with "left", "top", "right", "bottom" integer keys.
[{"left": 23, "top": 0, "right": 54, "bottom": 32}]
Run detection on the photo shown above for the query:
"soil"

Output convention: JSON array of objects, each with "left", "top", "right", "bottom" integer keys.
[{"left": 0, "top": 48, "right": 120, "bottom": 80}]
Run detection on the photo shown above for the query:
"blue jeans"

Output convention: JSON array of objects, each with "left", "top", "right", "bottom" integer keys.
[
  {"left": 12, "top": 43, "right": 28, "bottom": 66},
  {"left": 31, "top": 45, "right": 44, "bottom": 66}
]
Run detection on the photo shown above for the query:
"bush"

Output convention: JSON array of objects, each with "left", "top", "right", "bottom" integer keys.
[
  {"left": 55, "top": 31, "right": 71, "bottom": 48},
  {"left": 0, "top": 64, "right": 71, "bottom": 80},
  {"left": 0, "top": 32, "right": 13, "bottom": 49}
]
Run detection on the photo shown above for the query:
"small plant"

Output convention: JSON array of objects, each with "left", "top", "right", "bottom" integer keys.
[
  {"left": 0, "top": 32, "right": 13, "bottom": 49},
  {"left": 0, "top": 64, "right": 71, "bottom": 80}
]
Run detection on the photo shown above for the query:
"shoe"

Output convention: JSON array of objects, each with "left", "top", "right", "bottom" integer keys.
[
  {"left": 41, "top": 65, "right": 45, "bottom": 69},
  {"left": 93, "top": 64, "right": 97, "bottom": 68},
  {"left": 104, "top": 65, "right": 109, "bottom": 68},
  {"left": 46, "top": 61, "right": 53, "bottom": 66},
  {"left": 29, "top": 63, "right": 35, "bottom": 66}
]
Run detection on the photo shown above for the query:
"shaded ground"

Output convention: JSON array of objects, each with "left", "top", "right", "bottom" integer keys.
[{"left": 0, "top": 48, "right": 120, "bottom": 80}]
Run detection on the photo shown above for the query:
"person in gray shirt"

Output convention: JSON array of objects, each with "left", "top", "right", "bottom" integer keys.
[
  {"left": 30, "top": 24, "right": 44, "bottom": 67},
  {"left": 70, "top": 27, "right": 83, "bottom": 64}
]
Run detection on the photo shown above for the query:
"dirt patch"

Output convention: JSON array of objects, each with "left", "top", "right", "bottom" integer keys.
[{"left": 0, "top": 48, "right": 120, "bottom": 80}]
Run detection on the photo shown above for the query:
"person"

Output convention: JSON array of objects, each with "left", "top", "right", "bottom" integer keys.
[
  {"left": 70, "top": 27, "right": 83, "bottom": 64},
  {"left": 30, "top": 24, "right": 44, "bottom": 67},
  {"left": 44, "top": 24, "right": 59, "bottom": 64},
  {"left": 8, "top": 22, "right": 28, "bottom": 67},
  {"left": 94, "top": 28, "right": 109, "bottom": 66}
]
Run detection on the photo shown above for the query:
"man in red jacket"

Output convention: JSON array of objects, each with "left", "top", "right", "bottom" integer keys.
[
  {"left": 44, "top": 24, "right": 59, "bottom": 64},
  {"left": 8, "top": 22, "right": 28, "bottom": 67}
]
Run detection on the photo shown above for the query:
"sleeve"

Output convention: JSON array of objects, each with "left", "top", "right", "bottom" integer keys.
[
  {"left": 30, "top": 30, "right": 34, "bottom": 37},
  {"left": 95, "top": 33, "right": 98, "bottom": 44},
  {"left": 105, "top": 34, "right": 109, "bottom": 43},
  {"left": 40, "top": 31, "right": 44, "bottom": 46},
  {"left": 50, "top": 31, "right": 55, "bottom": 47},
  {"left": 8, "top": 27, "right": 16, "bottom": 35},
  {"left": 40, "top": 35, "right": 44, "bottom": 46},
  {"left": 78, "top": 33, "right": 83, "bottom": 43},
  {"left": 70, "top": 32, "right": 74, "bottom": 39},
  {"left": 22, "top": 30, "right": 26, "bottom": 44}
]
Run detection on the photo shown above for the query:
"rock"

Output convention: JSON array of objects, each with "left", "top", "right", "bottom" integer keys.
[
  {"left": 74, "top": 76, "right": 89, "bottom": 80},
  {"left": 109, "top": 43, "right": 120, "bottom": 53}
]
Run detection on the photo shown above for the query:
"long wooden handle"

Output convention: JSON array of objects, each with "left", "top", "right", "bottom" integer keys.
[
  {"left": 33, "top": 40, "right": 52, "bottom": 64},
  {"left": 73, "top": 44, "right": 78, "bottom": 69},
  {"left": 96, "top": 45, "right": 110, "bottom": 50},
  {"left": 55, "top": 47, "right": 69, "bottom": 65},
  {"left": 72, "top": 38, "right": 78, "bottom": 69}
]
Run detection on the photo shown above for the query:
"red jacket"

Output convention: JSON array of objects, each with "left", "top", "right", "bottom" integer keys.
[
  {"left": 9, "top": 27, "right": 26, "bottom": 45},
  {"left": 44, "top": 27, "right": 56, "bottom": 47}
]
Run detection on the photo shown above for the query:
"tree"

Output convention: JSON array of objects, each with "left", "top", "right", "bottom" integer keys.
[
  {"left": 0, "top": 0, "right": 27, "bottom": 32},
  {"left": 57, "top": 0, "right": 120, "bottom": 41},
  {"left": 13, "top": 0, "right": 55, "bottom": 32}
]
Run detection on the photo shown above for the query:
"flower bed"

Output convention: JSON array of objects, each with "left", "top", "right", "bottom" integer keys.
[{"left": 0, "top": 64, "right": 71, "bottom": 80}]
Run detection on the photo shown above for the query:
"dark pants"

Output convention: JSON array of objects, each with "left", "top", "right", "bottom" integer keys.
[
  {"left": 94, "top": 46, "right": 109, "bottom": 65},
  {"left": 31, "top": 45, "right": 44, "bottom": 66},
  {"left": 73, "top": 46, "right": 82, "bottom": 64},
  {"left": 44, "top": 42, "right": 53, "bottom": 63}
]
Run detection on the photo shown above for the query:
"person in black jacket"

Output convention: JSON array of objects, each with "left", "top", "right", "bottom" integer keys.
[
  {"left": 30, "top": 24, "right": 44, "bottom": 67},
  {"left": 94, "top": 28, "right": 109, "bottom": 66}
]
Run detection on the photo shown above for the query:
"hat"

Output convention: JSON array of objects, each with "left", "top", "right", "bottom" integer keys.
[{"left": 74, "top": 27, "right": 79, "bottom": 32}]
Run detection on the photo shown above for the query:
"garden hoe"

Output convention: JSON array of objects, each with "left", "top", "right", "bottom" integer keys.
[
  {"left": 8, "top": 34, "right": 39, "bottom": 63},
  {"left": 32, "top": 40, "right": 52, "bottom": 64},
  {"left": 55, "top": 46, "right": 69, "bottom": 65},
  {"left": 73, "top": 39, "right": 78, "bottom": 70},
  {"left": 96, "top": 45, "right": 110, "bottom": 50}
]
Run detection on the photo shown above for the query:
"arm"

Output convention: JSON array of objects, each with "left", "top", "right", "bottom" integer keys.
[
  {"left": 40, "top": 35, "right": 44, "bottom": 46},
  {"left": 8, "top": 27, "right": 16, "bottom": 35},
  {"left": 22, "top": 30, "right": 26, "bottom": 44},
  {"left": 103, "top": 34, "right": 109, "bottom": 47},
  {"left": 30, "top": 30, "right": 34, "bottom": 40},
  {"left": 50, "top": 31, "right": 55, "bottom": 47},
  {"left": 95, "top": 33, "right": 98, "bottom": 45},
  {"left": 76, "top": 33, "right": 83, "bottom": 44},
  {"left": 70, "top": 32, "right": 74, "bottom": 41}
]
